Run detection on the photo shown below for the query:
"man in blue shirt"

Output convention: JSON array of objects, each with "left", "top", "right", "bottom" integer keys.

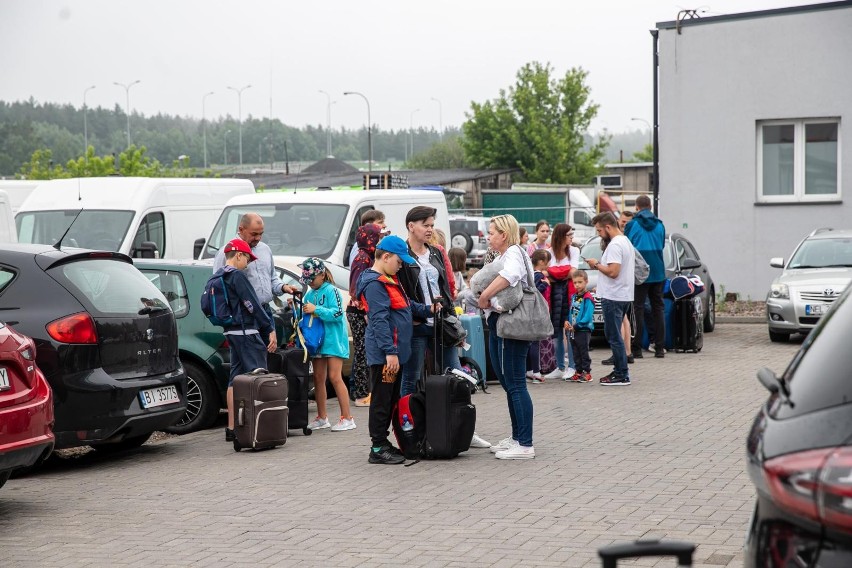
[{"left": 624, "top": 195, "right": 667, "bottom": 359}]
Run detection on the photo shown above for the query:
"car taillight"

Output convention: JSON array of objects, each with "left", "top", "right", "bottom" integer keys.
[
  {"left": 765, "top": 447, "right": 852, "bottom": 533},
  {"left": 46, "top": 313, "right": 98, "bottom": 344}
]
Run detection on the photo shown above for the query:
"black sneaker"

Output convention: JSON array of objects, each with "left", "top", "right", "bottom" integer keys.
[
  {"left": 627, "top": 355, "right": 635, "bottom": 364},
  {"left": 225, "top": 428, "right": 235, "bottom": 442},
  {"left": 368, "top": 444, "right": 406, "bottom": 465},
  {"left": 655, "top": 349, "right": 666, "bottom": 359},
  {"left": 599, "top": 372, "right": 631, "bottom": 386},
  {"left": 632, "top": 351, "right": 644, "bottom": 359},
  {"left": 601, "top": 356, "right": 614, "bottom": 365}
]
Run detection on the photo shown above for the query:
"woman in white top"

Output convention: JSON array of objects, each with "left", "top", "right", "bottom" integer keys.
[
  {"left": 477, "top": 214, "right": 536, "bottom": 460},
  {"left": 543, "top": 223, "right": 580, "bottom": 380}
]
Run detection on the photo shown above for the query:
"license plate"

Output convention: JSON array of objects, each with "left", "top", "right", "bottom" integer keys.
[
  {"left": 139, "top": 385, "right": 180, "bottom": 408},
  {"left": 0, "top": 367, "right": 8, "bottom": 391},
  {"left": 593, "top": 313, "right": 605, "bottom": 324},
  {"left": 805, "top": 304, "right": 828, "bottom": 316}
]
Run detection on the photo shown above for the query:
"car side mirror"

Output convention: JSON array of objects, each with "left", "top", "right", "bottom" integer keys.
[
  {"left": 136, "top": 241, "right": 159, "bottom": 259},
  {"left": 193, "top": 238, "right": 206, "bottom": 260},
  {"left": 770, "top": 257, "right": 784, "bottom": 268},
  {"left": 680, "top": 258, "right": 701, "bottom": 270}
]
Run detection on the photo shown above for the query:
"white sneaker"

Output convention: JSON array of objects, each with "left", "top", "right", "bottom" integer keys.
[
  {"left": 469, "top": 432, "right": 491, "bottom": 448},
  {"left": 331, "top": 417, "right": 356, "bottom": 431},
  {"left": 307, "top": 416, "right": 331, "bottom": 430},
  {"left": 531, "top": 373, "right": 545, "bottom": 384},
  {"left": 543, "top": 368, "right": 564, "bottom": 380},
  {"left": 490, "top": 437, "right": 518, "bottom": 453},
  {"left": 562, "top": 367, "right": 576, "bottom": 381},
  {"left": 525, "top": 371, "right": 534, "bottom": 380},
  {"left": 495, "top": 444, "right": 535, "bottom": 460}
]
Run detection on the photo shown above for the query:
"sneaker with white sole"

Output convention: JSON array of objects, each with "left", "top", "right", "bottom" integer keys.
[
  {"left": 331, "top": 417, "right": 356, "bottom": 431},
  {"left": 469, "top": 432, "right": 491, "bottom": 448},
  {"left": 525, "top": 371, "right": 534, "bottom": 380},
  {"left": 495, "top": 444, "right": 535, "bottom": 460},
  {"left": 543, "top": 368, "right": 564, "bottom": 380},
  {"left": 531, "top": 373, "right": 545, "bottom": 384},
  {"left": 562, "top": 367, "right": 576, "bottom": 381},
  {"left": 490, "top": 437, "right": 517, "bottom": 453},
  {"left": 307, "top": 416, "right": 331, "bottom": 430}
]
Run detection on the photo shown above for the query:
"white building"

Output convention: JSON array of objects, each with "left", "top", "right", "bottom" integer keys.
[{"left": 656, "top": 1, "right": 851, "bottom": 299}]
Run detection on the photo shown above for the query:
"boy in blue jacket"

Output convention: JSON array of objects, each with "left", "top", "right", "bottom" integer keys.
[
  {"left": 355, "top": 235, "right": 431, "bottom": 465},
  {"left": 566, "top": 269, "right": 595, "bottom": 383},
  {"left": 212, "top": 239, "right": 275, "bottom": 442}
]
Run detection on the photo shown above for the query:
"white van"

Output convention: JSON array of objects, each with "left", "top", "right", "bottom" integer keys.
[
  {"left": 0, "top": 191, "right": 16, "bottom": 243},
  {"left": 16, "top": 177, "right": 255, "bottom": 259},
  {"left": 198, "top": 189, "right": 451, "bottom": 267},
  {"left": 0, "top": 180, "right": 40, "bottom": 214}
]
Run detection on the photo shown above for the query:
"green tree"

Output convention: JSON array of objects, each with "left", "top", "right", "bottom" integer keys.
[
  {"left": 461, "top": 62, "right": 608, "bottom": 183},
  {"left": 19, "top": 149, "right": 70, "bottom": 180},
  {"left": 633, "top": 143, "right": 653, "bottom": 162},
  {"left": 407, "top": 137, "right": 468, "bottom": 169}
]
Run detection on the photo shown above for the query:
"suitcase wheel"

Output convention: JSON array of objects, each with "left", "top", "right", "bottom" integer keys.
[
  {"left": 233, "top": 439, "right": 242, "bottom": 452},
  {"left": 303, "top": 427, "right": 312, "bottom": 436}
]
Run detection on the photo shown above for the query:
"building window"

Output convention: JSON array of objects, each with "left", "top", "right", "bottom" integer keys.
[{"left": 757, "top": 119, "right": 840, "bottom": 203}]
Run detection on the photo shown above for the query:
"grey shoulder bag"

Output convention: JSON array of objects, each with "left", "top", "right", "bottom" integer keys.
[{"left": 496, "top": 246, "right": 555, "bottom": 342}]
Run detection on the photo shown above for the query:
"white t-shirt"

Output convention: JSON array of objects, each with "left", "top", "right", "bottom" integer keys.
[
  {"left": 416, "top": 249, "right": 440, "bottom": 325},
  {"left": 482, "top": 245, "right": 532, "bottom": 317},
  {"left": 549, "top": 245, "right": 580, "bottom": 270},
  {"left": 597, "top": 235, "right": 635, "bottom": 301}
]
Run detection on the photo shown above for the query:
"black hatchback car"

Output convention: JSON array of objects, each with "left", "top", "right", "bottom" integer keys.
[
  {"left": 746, "top": 285, "right": 852, "bottom": 566},
  {"left": 0, "top": 245, "right": 186, "bottom": 451}
]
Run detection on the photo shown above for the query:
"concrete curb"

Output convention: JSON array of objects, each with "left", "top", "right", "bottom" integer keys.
[{"left": 717, "top": 316, "right": 764, "bottom": 324}]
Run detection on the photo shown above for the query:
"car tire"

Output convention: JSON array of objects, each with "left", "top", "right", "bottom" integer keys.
[
  {"left": 451, "top": 232, "right": 473, "bottom": 253},
  {"left": 703, "top": 289, "right": 716, "bottom": 333},
  {"left": 90, "top": 432, "right": 152, "bottom": 453},
  {"left": 769, "top": 329, "right": 790, "bottom": 343},
  {"left": 165, "top": 360, "right": 220, "bottom": 435}
]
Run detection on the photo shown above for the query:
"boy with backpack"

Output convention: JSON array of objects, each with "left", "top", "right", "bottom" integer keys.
[
  {"left": 201, "top": 238, "right": 275, "bottom": 442},
  {"left": 566, "top": 269, "right": 595, "bottom": 383},
  {"left": 355, "top": 235, "right": 432, "bottom": 465}
]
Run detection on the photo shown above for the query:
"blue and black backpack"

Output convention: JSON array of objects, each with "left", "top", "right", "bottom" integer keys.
[{"left": 201, "top": 271, "right": 237, "bottom": 327}]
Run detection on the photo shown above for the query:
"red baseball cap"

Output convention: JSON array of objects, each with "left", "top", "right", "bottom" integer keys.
[{"left": 224, "top": 238, "right": 258, "bottom": 262}]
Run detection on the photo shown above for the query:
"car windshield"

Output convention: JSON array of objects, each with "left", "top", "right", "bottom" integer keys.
[
  {"left": 203, "top": 204, "right": 349, "bottom": 260},
  {"left": 16, "top": 210, "right": 134, "bottom": 251},
  {"left": 578, "top": 236, "right": 676, "bottom": 271},
  {"left": 787, "top": 237, "right": 852, "bottom": 269}
]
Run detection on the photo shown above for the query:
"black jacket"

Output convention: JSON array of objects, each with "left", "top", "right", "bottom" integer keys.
[{"left": 398, "top": 242, "right": 453, "bottom": 324}]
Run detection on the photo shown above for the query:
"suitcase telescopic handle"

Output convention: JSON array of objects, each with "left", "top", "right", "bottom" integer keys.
[{"left": 598, "top": 539, "right": 695, "bottom": 567}]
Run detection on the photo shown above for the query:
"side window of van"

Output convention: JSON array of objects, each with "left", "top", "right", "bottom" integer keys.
[
  {"left": 132, "top": 212, "right": 166, "bottom": 257},
  {"left": 344, "top": 205, "right": 375, "bottom": 267}
]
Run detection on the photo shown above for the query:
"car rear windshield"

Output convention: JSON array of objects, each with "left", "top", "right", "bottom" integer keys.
[
  {"left": 788, "top": 237, "right": 852, "bottom": 269},
  {"left": 774, "top": 287, "right": 852, "bottom": 419},
  {"left": 49, "top": 259, "right": 170, "bottom": 316},
  {"left": 17, "top": 210, "right": 134, "bottom": 251},
  {"left": 203, "top": 204, "right": 349, "bottom": 259}
]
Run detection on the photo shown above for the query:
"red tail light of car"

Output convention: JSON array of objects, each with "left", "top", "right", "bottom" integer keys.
[
  {"left": 765, "top": 447, "right": 852, "bottom": 533},
  {"left": 45, "top": 313, "right": 98, "bottom": 344}
]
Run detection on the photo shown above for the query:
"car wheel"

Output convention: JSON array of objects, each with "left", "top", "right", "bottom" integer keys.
[
  {"left": 165, "top": 360, "right": 221, "bottom": 434},
  {"left": 90, "top": 432, "right": 152, "bottom": 453},
  {"left": 703, "top": 289, "right": 716, "bottom": 333},
  {"left": 769, "top": 329, "right": 790, "bottom": 343},
  {"left": 451, "top": 232, "right": 473, "bottom": 253}
]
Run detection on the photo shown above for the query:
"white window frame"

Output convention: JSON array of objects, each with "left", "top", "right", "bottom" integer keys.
[{"left": 756, "top": 118, "right": 841, "bottom": 204}]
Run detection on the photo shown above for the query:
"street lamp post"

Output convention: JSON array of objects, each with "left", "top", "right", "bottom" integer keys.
[
  {"left": 83, "top": 85, "right": 96, "bottom": 159},
  {"left": 430, "top": 97, "right": 443, "bottom": 141},
  {"left": 227, "top": 84, "right": 251, "bottom": 166},
  {"left": 631, "top": 117, "right": 652, "bottom": 148},
  {"left": 202, "top": 91, "right": 214, "bottom": 169},
  {"left": 113, "top": 80, "right": 141, "bottom": 148},
  {"left": 343, "top": 91, "right": 372, "bottom": 174},
  {"left": 319, "top": 90, "right": 333, "bottom": 158},
  {"left": 409, "top": 108, "right": 420, "bottom": 161},
  {"left": 224, "top": 129, "right": 232, "bottom": 166}
]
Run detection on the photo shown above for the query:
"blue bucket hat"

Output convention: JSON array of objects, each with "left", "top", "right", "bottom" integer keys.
[
  {"left": 376, "top": 235, "right": 415, "bottom": 264},
  {"left": 298, "top": 257, "right": 326, "bottom": 284}
]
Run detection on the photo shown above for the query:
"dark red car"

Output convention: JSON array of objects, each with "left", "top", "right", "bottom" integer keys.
[{"left": 0, "top": 322, "right": 54, "bottom": 489}]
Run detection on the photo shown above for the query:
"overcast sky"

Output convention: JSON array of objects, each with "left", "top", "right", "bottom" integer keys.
[{"left": 0, "top": 0, "right": 827, "bottom": 135}]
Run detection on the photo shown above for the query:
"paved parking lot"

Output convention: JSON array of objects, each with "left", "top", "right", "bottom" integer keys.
[{"left": 0, "top": 323, "right": 800, "bottom": 567}]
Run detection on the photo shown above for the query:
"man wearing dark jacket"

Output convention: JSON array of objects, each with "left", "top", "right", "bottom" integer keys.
[{"left": 624, "top": 195, "right": 667, "bottom": 358}]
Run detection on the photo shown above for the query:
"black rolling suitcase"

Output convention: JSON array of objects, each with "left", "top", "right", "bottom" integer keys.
[
  {"left": 673, "top": 296, "right": 704, "bottom": 353},
  {"left": 231, "top": 368, "right": 288, "bottom": 452},
  {"left": 598, "top": 539, "right": 694, "bottom": 567},
  {"left": 268, "top": 348, "right": 313, "bottom": 436}
]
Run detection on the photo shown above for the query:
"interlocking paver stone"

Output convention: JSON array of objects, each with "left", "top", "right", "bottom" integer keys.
[{"left": 0, "top": 324, "right": 799, "bottom": 567}]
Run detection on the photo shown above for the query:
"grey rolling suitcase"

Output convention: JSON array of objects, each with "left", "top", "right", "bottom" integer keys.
[{"left": 232, "top": 368, "right": 289, "bottom": 452}]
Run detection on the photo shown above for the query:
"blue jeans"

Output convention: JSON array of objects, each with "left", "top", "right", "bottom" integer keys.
[
  {"left": 227, "top": 332, "right": 268, "bottom": 385},
  {"left": 487, "top": 313, "right": 533, "bottom": 447},
  {"left": 554, "top": 327, "right": 576, "bottom": 371},
  {"left": 400, "top": 326, "right": 462, "bottom": 396},
  {"left": 601, "top": 299, "right": 631, "bottom": 379}
]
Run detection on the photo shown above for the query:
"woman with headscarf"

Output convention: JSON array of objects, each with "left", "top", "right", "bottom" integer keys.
[{"left": 348, "top": 223, "right": 381, "bottom": 406}]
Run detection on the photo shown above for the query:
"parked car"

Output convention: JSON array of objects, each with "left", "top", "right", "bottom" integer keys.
[
  {"left": 449, "top": 216, "right": 489, "bottom": 266},
  {"left": 746, "top": 285, "right": 852, "bottom": 566},
  {"left": 766, "top": 228, "right": 852, "bottom": 343},
  {"left": 136, "top": 257, "right": 353, "bottom": 433},
  {"left": 0, "top": 245, "right": 186, "bottom": 452},
  {"left": 0, "top": 323, "right": 54, "bottom": 489},
  {"left": 578, "top": 233, "right": 717, "bottom": 336}
]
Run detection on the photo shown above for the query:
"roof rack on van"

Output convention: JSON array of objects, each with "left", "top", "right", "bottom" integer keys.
[{"left": 809, "top": 227, "right": 834, "bottom": 236}]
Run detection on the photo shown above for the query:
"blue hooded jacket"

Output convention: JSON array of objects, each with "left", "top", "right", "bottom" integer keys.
[
  {"left": 625, "top": 210, "right": 666, "bottom": 284},
  {"left": 355, "top": 269, "right": 430, "bottom": 367}
]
